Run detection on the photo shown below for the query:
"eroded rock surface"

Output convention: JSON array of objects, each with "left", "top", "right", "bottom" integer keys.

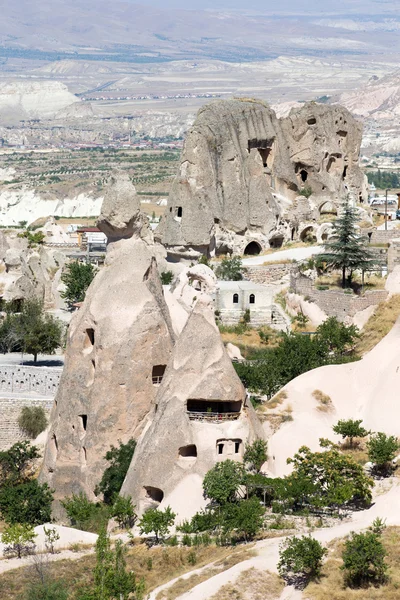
[
  {"left": 121, "top": 299, "right": 265, "bottom": 520},
  {"left": 158, "top": 99, "right": 367, "bottom": 259}
]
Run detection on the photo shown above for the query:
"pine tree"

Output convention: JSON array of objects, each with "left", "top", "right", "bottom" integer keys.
[{"left": 320, "top": 197, "right": 377, "bottom": 288}]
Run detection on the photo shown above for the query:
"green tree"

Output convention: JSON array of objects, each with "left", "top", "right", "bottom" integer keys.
[
  {"left": 15, "top": 299, "right": 63, "bottom": 363},
  {"left": 138, "top": 507, "right": 176, "bottom": 543},
  {"left": 332, "top": 419, "right": 369, "bottom": 448},
  {"left": 43, "top": 526, "right": 60, "bottom": 554},
  {"left": 203, "top": 460, "right": 246, "bottom": 505},
  {"left": 342, "top": 530, "right": 387, "bottom": 587},
  {"left": 0, "top": 479, "right": 53, "bottom": 525},
  {"left": 61, "top": 261, "right": 97, "bottom": 307},
  {"left": 78, "top": 528, "right": 144, "bottom": 600},
  {"left": 243, "top": 439, "right": 268, "bottom": 473},
  {"left": 278, "top": 535, "right": 327, "bottom": 584},
  {"left": 287, "top": 444, "right": 374, "bottom": 509},
  {"left": 18, "top": 406, "right": 48, "bottom": 439},
  {"left": 1, "top": 523, "right": 36, "bottom": 559},
  {"left": 111, "top": 495, "right": 137, "bottom": 529},
  {"left": 95, "top": 439, "right": 136, "bottom": 504},
  {"left": 367, "top": 432, "right": 400, "bottom": 475},
  {"left": 319, "top": 197, "right": 377, "bottom": 287},
  {"left": 316, "top": 317, "right": 359, "bottom": 355},
  {"left": 221, "top": 497, "right": 265, "bottom": 542},
  {"left": 0, "top": 441, "right": 40, "bottom": 485},
  {"left": 215, "top": 256, "right": 244, "bottom": 281}
]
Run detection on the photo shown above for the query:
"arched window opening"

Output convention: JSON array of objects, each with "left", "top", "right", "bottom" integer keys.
[
  {"left": 300, "top": 169, "right": 308, "bottom": 182},
  {"left": 249, "top": 294, "right": 255, "bottom": 305},
  {"left": 233, "top": 293, "right": 239, "bottom": 304}
]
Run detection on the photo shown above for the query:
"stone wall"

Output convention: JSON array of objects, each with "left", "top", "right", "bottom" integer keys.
[
  {"left": 290, "top": 270, "right": 388, "bottom": 320},
  {"left": 361, "top": 228, "right": 400, "bottom": 245},
  {"left": 0, "top": 397, "right": 53, "bottom": 450},
  {"left": 244, "top": 263, "right": 292, "bottom": 285},
  {"left": 0, "top": 365, "right": 62, "bottom": 396},
  {"left": 388, "top": 238, "right": 400, "bottom": 272}
]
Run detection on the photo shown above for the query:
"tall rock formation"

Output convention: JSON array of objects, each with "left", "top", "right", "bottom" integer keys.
[
  {"left": 121, "top": 299, "right": 265, "bottom": 520},
  {"left": 40, "top": 174, "right": 175, "bottom": 506},
  {"left": 157, "top": 99, "right": 367, "bottom": 259}
]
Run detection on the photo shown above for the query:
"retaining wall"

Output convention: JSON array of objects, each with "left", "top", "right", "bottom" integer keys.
[
  {"left": 0, "top": 396, "right": 53, "bottom": 450},
  {"left": 0, "top": 365, "right": 62, "bottom": 396},
  {"left": 244, "top": 263, "right": 292, "bottom": 285},
  {"left": 290, "top": 270, "right": 388, "bottom": 320}
]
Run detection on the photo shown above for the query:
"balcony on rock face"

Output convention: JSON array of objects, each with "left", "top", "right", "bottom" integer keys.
[{"left": 186, "top": 399, "right": 242, "bottom": 422}]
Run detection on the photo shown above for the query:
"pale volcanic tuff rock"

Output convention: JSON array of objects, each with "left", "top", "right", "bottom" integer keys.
[
  {"left": 97, "top": 171, "right": 143, "bottom": 240},
  {"left": 121, "top": 299, "right": 265, "bottom": 520},
  {"left": 40, "top": 182, "right": 175, "bottom": 509},
  {"left": 159, "top": 99, "right": 367, "bottom": 259}
]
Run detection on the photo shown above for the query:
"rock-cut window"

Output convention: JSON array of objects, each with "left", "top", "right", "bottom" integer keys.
[
  {"left": 233, "top": 293, "right": 239, "bottom": 304},
  {"left": 176, "top": 207, "right": 183, "bottom": 218},
  {"left": 249, "top": 294, "right": 255, "bottom": 304}
]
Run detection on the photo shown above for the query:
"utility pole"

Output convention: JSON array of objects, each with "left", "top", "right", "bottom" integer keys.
[{"left": 385, "top": 188, "right": 389, "bottom": 231}]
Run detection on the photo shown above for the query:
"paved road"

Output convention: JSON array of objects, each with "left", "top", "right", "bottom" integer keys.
[
  {"left": 0, "top": 352, "right": 64, "bottom": 367},
  {"left": 242, "top": 245, "right": 323, "bottom": 266}
]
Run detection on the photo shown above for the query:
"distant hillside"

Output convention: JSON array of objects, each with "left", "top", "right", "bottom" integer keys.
[{"left": 1, "top": 1, "right": 400, "bottom": 63}]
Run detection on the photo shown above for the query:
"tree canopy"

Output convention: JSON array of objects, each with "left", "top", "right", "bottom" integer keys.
[
  {"left": 61, "top": 260, "right": 97, "bottom": 307},
  {"left": 319, "top": 197, "right": 377, "bottom": 287}
]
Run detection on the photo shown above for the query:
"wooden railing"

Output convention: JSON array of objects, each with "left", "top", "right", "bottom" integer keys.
[{"left": 187, "top": 411, "right": 240, "bottom": 422}]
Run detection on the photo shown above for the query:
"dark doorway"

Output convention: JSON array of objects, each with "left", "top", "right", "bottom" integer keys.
[{"left": 244, "top": 241, "right": 261, "bottom": 256}]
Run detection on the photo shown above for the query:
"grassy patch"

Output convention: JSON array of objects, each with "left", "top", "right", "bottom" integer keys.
[
  {"left": 156, "top": 548, "right": 255, "bottom": 600},
  {"left": 356, "top": 295, "right": 400, "bottom": 355},
  {"left": 306, "top": 526, "right": 400, "bottom": 600},
  {"left": 220, "top": 325, "right": 280, "bottom": 359},
  {"left": 0, "top": 543, "right": 235, "bottom": 600},
  {"left": 313, "top": 389, "right": 333, "bottom": 412},
  {"left": 209, "top": 567, "right": 284, "bottom": 600},
  {"left": 267, "top": 390, "right": 288, "bottom": 410}
]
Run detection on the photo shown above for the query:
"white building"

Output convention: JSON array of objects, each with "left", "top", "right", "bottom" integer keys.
[{"left": 215, "top": 280, "right": 275, "bottom": 327}]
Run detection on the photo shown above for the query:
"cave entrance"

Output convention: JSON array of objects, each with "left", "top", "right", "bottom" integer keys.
[
  {"left": 244, "top": 241, "right": 262, "bottom": 256},
  {"left": 144, "top": 486, "right": 164, "bottom": 503},
  {"left": 269, "top": 235, "right": 284, "bottom": 249}
]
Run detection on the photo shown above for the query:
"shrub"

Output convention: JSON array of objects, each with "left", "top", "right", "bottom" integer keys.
[
  {"left": 160, "top": 271, "right": 174, "bottom": 285},
  {"left": 332, "top": 419, "right": 369, "bottom": 448},
  {"left": 138, "top": 506, "right": 176, "bottom": 543},
  {"left": 299, "top": 186, "right": 313, "bottom": 198},
  {"left": 243, "top": 439, "right": 268, "bottom": 473},
  {"left": 25, "top": 581, "right": 69, "bottom": 600},
  {"left": 18, "top": 406, "right": 48, "bottom": 439},
  {"left": 278, "top": 535, "right": 327, "bottom": 585},
  {"left": 2, "top": 523, "right": 36, "bottom": 559},
  {"left": 61, "top": 493, "right": 110, "bottom": 533},
  {"left": 215, "top": 256, "right": 244, "bottom": 281},
  {"left": 95, "top": 438, "right": 136, "bottom": 504},
  {"left": 367, "top": 432, "right": 400, "bottom": 475},
  {"left": 111, "top": 495, "right": 137, "bottom": 529},
  {"left": 342, "top": 530, "right": 387, "bottom": 587},
  {"left": 203, "top": 460, "right": 246, "bottom": 505}
]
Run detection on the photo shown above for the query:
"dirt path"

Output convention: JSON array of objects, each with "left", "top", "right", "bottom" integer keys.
[{"left": 156, "top": 480, "right": 400, "bottom": 600}]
